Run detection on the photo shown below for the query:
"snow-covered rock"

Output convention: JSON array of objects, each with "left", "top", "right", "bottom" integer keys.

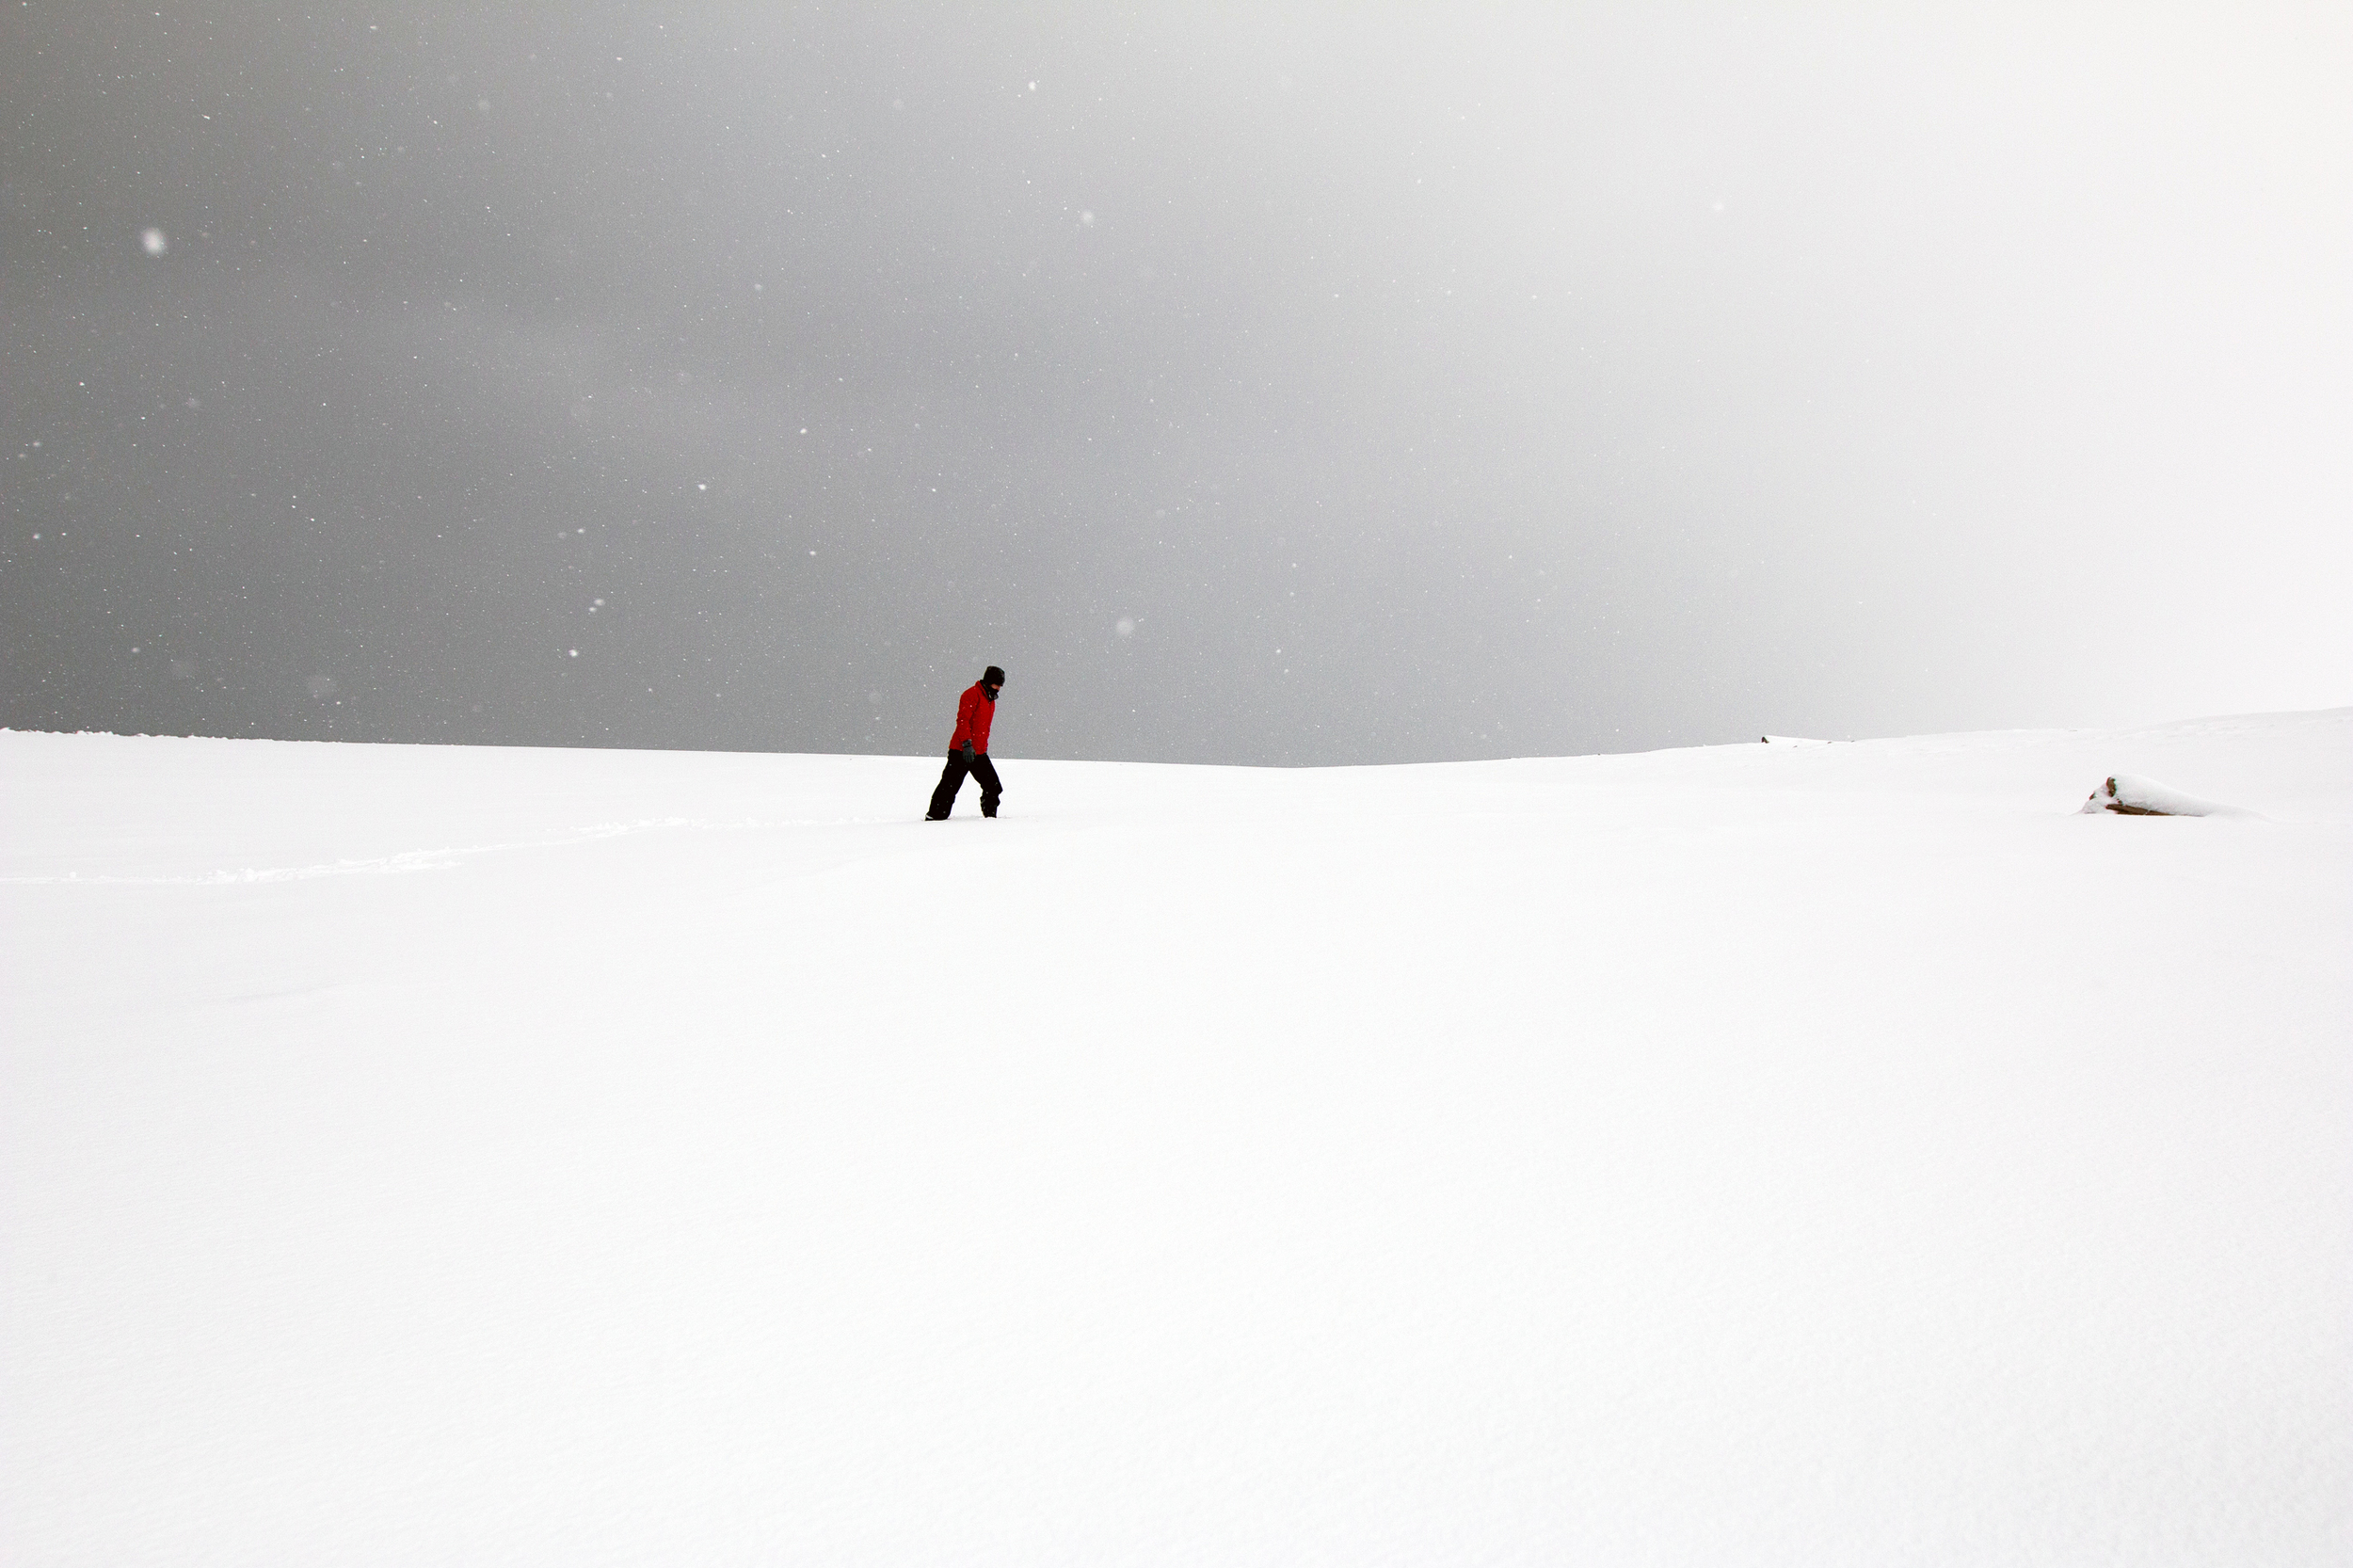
[{"left": 2079, "top": 771, "right": 2248, "bottom": 817}]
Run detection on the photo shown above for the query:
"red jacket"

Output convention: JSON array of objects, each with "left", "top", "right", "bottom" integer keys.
[{"left": 950, "top": 682, "right": 997, "bottom": 754}]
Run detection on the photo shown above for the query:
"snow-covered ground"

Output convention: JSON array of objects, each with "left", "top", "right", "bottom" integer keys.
[{"left": 5, "top": 711, "right": 2348, "bottom": 1565}]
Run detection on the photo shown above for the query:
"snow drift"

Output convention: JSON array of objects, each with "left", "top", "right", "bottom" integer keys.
[{"left": 3, "top": 709, "right": 2348, "bottom": 1566}]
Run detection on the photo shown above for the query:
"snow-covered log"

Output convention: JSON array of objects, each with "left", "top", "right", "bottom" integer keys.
[{"left": 2079, "top": 773, "right": 2244, "bottom": 817}]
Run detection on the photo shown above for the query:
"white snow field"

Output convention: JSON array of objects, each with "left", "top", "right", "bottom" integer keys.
[{"left": 4, "top": 711, "right": 2348, "bottom": 1566}]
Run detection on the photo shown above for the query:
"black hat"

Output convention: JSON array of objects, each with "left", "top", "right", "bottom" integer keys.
[{"left": 983, "top": 665, "right": 1005, "bottom": 686}]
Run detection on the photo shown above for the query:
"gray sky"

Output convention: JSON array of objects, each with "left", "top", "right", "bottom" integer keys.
[{"left": 5, "top": 3, "right": 2347, "bottom": 764}]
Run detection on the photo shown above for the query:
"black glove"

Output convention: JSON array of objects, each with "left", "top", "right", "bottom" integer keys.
[{"left": 958, "top": 744, "right": 976, "bottom": 764}]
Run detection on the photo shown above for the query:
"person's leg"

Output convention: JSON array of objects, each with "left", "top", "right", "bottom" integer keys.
[
  {"left": 971, "top": 754, "right": 1003, "bottom": 818},
  {"left": 925, "top": 751, "right": 969, "bottom": 819}
]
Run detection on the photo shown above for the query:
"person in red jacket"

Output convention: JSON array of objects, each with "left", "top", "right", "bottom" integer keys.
[{"left": 925, "top": 665, "right": 1006, "bottom": 820}]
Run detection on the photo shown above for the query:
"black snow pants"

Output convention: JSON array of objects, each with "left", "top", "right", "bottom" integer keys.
[{"left": 926, "top": 749, "right": 1002, "bottom": 819}]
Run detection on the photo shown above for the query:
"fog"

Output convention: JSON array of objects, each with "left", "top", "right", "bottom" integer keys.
[{"left": 5, "top": 3, "right": 2346, "bottom": 763}]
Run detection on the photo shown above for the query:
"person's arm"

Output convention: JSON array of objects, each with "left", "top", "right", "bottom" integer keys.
[{"left": 955, "top": 688, "right": 979, "bottom": 760}]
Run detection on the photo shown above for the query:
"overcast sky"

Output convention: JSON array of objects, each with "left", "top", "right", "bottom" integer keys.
[{"left": 4, "top": 3, "right": 2347, "bottom": 764}]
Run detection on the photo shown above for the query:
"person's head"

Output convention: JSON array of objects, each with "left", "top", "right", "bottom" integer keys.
[{"left": 982, "top": 664, "right": 1005, "bottom": 696}]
